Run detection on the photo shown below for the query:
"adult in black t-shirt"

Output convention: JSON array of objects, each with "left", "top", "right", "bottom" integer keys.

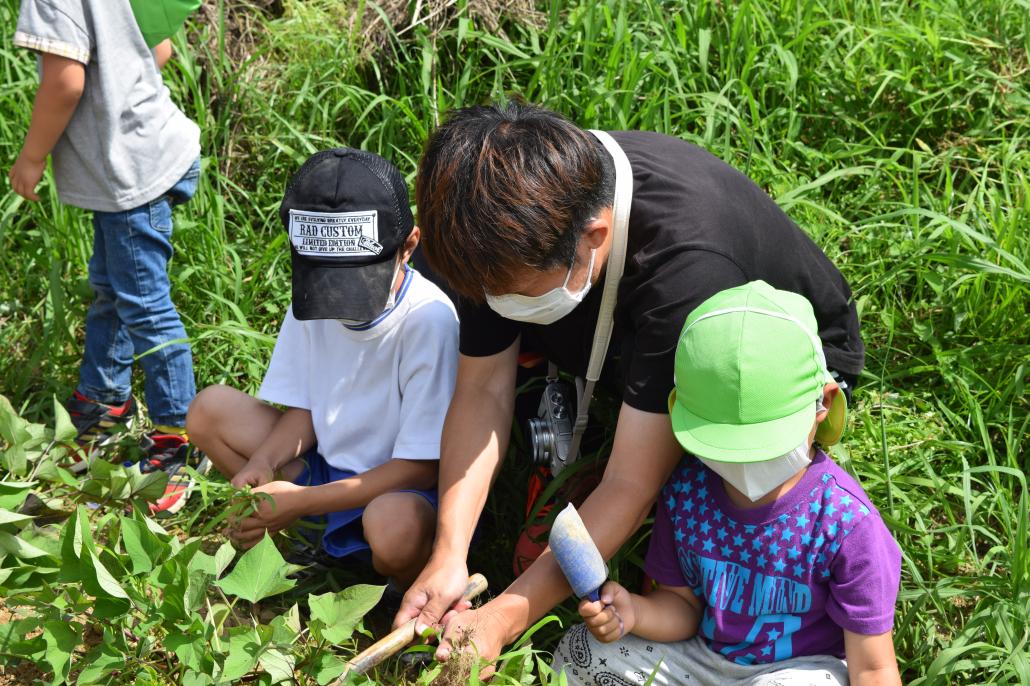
[{"left": 394, "top": 102, "right": 864, "bottom": 662}]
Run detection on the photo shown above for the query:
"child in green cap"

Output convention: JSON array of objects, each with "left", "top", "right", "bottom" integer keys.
[{"left": 553, "top": 280, "right": 902, "bottom": 686}]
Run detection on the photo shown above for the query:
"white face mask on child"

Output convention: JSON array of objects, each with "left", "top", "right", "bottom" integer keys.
[
  {"left": 699, "top": 442, "right": 812, "bottom": 502},
  {"left": 699, "top": 394, "right": 826, "bottom": 502}
]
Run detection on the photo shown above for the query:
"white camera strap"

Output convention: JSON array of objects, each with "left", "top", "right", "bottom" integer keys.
[{"left": 550, "top": 130, "right": 632, "bottom": 470}]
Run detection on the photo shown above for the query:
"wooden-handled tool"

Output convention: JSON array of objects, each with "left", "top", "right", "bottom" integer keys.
[{"left": 334, "top": 573, "right": 489, "bottom": 681}]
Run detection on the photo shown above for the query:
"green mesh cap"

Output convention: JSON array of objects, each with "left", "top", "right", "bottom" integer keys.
[{"left": 668, "top": 280, "right": 839, "bottom": 463}]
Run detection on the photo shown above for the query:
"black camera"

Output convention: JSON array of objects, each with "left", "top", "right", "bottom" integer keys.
[{"left": 526, "top": 379, "right": 577, "bottom": 473}]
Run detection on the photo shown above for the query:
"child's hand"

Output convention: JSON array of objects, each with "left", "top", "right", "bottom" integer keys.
[
  {"left": 230, "top": 481, "right": 307, "bottom": 548},
  {"left": 8, "top": 151, "right": 46, "bottom": 201},
  {"left": 231, "top": 460, "right": 275, "bottom": 489},
  {"left": 578, "top": 581, "right": 636, "bottom": 643}
]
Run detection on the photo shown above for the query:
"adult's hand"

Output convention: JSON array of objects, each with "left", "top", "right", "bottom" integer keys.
[
  {"left": 394, "top": 554, "right": 472, "bottom": 636},
  {"left": 435, "top": 604, "right": 511, "bottom": 666}
]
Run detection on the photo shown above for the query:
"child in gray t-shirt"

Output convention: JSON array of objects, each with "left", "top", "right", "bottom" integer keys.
[{"left": 9, "top": 0, "right": 204, "bottom": 515}]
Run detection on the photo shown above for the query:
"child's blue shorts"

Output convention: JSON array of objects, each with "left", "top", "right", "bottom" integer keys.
[{"left": 293, "top": 449, "right": 438, "bottom": 559}]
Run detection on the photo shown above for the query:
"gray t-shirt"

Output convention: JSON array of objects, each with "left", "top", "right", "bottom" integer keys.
[{"left": 15, "top": 0, "right": 200, "bottom": 212}]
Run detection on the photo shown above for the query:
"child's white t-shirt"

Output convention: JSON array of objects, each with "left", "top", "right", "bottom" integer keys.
[{"left": 258, "top": 268, "right": 458, "bottom": 473}]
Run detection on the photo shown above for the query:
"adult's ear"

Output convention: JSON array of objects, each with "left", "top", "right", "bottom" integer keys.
[{"left": 580, "top": 210, "right": 611, "bottom": 251}]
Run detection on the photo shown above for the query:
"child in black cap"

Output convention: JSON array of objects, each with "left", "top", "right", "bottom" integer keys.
[{"left": 187, "top": 149, "right": 458, "bottom": 586}]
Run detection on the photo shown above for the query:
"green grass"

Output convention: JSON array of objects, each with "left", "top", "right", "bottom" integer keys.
[{"left": 1, "top": 0, "right": 1028, "bottom": 683}]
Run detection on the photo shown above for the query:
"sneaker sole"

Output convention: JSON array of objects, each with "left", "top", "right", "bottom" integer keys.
[{"left": 149, "top": 454, "right": 209, "bottom": 516}]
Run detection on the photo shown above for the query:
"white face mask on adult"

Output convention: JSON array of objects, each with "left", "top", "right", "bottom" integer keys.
[
  {"left": 699, "top": 395, "right": 826, "bottom": 502},
  {"left": 484, "top": 249, "right": 596, "bottom": 325}
]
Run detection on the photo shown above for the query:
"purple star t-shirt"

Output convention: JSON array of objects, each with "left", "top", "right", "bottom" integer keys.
[{"left": 644, "top": 450, "right": 901, "bottom": 665}]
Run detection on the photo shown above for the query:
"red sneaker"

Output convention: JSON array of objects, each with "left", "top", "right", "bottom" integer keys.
[
  {"left": 138, "top": 432, "right": 209, "bottom": 516},
  {"left": 64, "top": 391, "right": 137, "bottom": 472}
]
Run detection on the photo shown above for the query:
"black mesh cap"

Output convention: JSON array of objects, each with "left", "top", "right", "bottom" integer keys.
[{"left": 279, "top": 148, "right": 414, "bottom": 320}]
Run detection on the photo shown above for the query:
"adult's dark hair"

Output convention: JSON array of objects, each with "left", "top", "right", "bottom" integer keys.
[{"left": 416, "top": 100, "right": 615, "bottom": 301}]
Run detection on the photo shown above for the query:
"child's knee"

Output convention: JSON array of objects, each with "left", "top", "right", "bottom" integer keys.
[
  {"left": 185, "top": 384, "right": 234, "bottom": 439},
  {"left": 363, "top": 493, "right": 435, "bottom": 569}
]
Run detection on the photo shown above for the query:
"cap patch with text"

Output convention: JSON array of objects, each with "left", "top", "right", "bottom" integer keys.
[{"left": 279, "top": 148, "right": 413, "bottom": 321}]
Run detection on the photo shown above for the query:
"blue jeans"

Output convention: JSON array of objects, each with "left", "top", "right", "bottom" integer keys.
[{"left": 77, "top": 159, "right": 201, "bottom": 427}]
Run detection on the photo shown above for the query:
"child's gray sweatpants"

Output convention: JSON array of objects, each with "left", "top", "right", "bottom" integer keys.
[{"left": 552, "top": 624, "right": 850, "bottom": 686}]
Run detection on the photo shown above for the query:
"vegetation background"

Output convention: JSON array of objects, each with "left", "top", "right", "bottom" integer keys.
[{"left": 1, "top": 0, "right": 1027, "bottom": 683}]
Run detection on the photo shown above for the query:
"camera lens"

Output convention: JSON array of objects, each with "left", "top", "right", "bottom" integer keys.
[{"left": 526, "top": 417, "right": 556, "bottom": 465}]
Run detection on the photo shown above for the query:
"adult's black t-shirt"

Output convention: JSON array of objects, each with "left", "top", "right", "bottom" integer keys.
[{"left": 453, "top": 130, "right": 865, "bottom": 414}]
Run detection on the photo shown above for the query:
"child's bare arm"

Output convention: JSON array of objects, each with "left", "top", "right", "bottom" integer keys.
[
  {"left": 580, "top": 581, "right": 702, "bottom": 643},
  {"left": 8, "top": 53, "right": 85, "bottom": 200},
  {"left": 844, "top": 630, "right": 902, "bottom": 686},
  {"left": 232, "top": 407, "right": 317, "bottom": 488},
  {"left": 154, "top": 39, "right": 173, "bottom": 69},
  {"left": 300, "top": 457, "right": 437, "bottom": 516},
  {"left": 232, "top": 458, "right": 437, "bottom": 547}
]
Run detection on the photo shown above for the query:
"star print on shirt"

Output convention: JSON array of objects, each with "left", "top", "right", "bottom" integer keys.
[{"left": 702, "top": 539, "right": 715, "bottom": 553}]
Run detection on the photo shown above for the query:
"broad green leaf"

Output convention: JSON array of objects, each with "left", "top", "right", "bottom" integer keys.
[
  {"left": 166, "top": 632, "right": 212, "bottom": 673},
  {"left": 120, "top": 520, "right": 158, "bottom": 574},
  {"left": 310, "top": 652, "right": 348, "bottom": 685},
  {"left": 259, "top": 646, "right": 296, "bottom": 684},
  {"left": 42, "top": 620, "right": 80, "bottom": 684},
  {"left": 0, "top": 530, "right": 50, "bottom": 558},
  {"left": 75, "top": 641, "right": 125, "bottom": 684},
  {"left": 120, "top": 515, "right": 167, "bottom": 574},
  {"left": 188, "top": 540, "right": 235, "bottom": 577},
  {"left": 52, "top": 395, "right": 76, "bottom": 443},
  {"left": 0, "top": 617, "right": 44, "bottom": 655},
  {"left": 92, "top": 597, "right": 132, "bottom": 620},
  {"left": 269, "top": 604, "right": 300, "bottom": 644},
  {"left": 215, "top": 534, "right": 300, "bottom": 603},
  {"left": 220, "top": 627, "right": 264, "bottom": 682},
  {"left": 307, "top": 584, "right": 385, "bottom": 644},
  {"left": 0, "top": 481, "right": 36, "bottom": 510},
  {"left": 0, "top": 507, "right": 33, "bottom": 526},
  {"left": 127, "top": 468, "right": 169, "bottom": 501},
  {"left": 0, "top": 394, "right": 32, "bottom": 448},
  {"left": 182, "top": 670, "right": 216, "bottom": 686},
  {"left": 89, "top": 550, "right": 129, "bottom": 599}
]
